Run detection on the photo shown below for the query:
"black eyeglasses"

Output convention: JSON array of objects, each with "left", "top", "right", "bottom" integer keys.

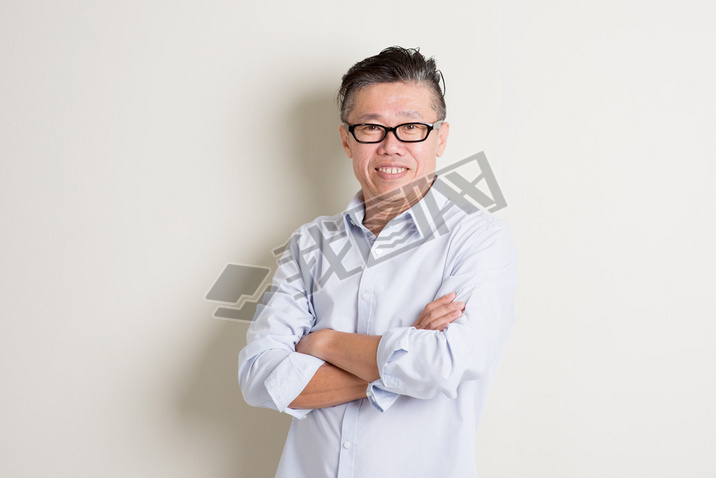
[{"left": 345, "top": 121, "right": 443, "bottom": 143}]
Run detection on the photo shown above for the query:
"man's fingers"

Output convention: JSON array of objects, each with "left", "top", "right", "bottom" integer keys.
[
  {"left": 430, "top": 292, "right": 457, "bottom": 308},
  {"left": 413, "top": 293, "right": 455, "bottom": 327},
  {"left": 414, "top": 301, "right": 465, "bottom": 330},
  {"left": 429, "top": 303, "right": 464, "bottom": 329},
  {"left": 419, "top": 311, "right": 459, "bottom": 331},
  {"left": 424, "top": 292, "right": 455, "bottom": 310},
  {"left": 419, "top": 292, "right": 457, "bottom": 317}
]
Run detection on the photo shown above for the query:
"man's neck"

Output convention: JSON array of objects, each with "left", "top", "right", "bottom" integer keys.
[{"left": 362, "top": 177, "right": 434, "bottom": 236}]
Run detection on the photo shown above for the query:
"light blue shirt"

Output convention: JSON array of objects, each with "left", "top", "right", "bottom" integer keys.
[{"left": 238, "top": 179, "right": 517, "bottom": 478}]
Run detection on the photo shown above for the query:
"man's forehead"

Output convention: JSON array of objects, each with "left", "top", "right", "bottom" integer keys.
[
  {"left": 355, "top": 110, "right": 423, "bottom": 122},
  {"left": 348, "top": 82, "right": 437, "bottom": 122}
]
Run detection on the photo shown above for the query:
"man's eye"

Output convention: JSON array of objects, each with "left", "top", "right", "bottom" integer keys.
[
  {"left": 400, "top": 124, "right": 423, "bottom": 133},
  {"left": 366, "top": 125, "right": 381, "bottom": 131}
]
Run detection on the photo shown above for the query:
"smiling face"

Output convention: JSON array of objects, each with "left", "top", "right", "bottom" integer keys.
[{"left": 339, "top": 82, "right": 449, "bottom": 205}]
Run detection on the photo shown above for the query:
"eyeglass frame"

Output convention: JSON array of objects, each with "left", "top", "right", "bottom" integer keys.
[{"left": 343, "top": 120, "right": 444, "bottom": 144}]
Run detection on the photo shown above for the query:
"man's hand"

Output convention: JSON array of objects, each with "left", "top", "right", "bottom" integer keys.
[{"left": 412, "top": 292, "right": 464, "bottom": 331}]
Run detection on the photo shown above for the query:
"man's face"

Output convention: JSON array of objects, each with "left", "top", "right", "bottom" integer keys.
[{"left": 340, "top": 82, "right": 449, "bottom": 204}]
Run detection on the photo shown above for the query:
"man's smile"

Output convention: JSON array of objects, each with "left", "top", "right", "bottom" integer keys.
[{"left": 376, "top": 167, "right": 407, "bottom": 174}]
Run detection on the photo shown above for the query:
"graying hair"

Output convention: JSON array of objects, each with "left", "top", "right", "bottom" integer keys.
[{"left": 338, "top": 46, "right": 446, "bottom": 123}]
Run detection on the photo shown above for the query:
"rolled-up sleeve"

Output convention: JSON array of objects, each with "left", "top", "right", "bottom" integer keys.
[
  {"left": 238, "top": 235, "right": 325, "bottom": 419},
  {"left": 370, "top": 219, "right": 517, "bottom": 402}
]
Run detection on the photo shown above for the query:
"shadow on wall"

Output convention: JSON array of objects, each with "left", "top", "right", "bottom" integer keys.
[
  {"left": 177, "top": 320, "right": 290, "bottom": 477},
  {"left": 287, "top": 84, "right": 358, "bottom": 218},
  {"left": 175, "top": 86, "right": 354, "bottom": 476}
]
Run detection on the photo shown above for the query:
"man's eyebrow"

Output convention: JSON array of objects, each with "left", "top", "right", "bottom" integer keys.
[
  {"left": 355, "top": 110, "right": 424, "bottom": 122},
  {"left": 398, "top": 110, "right": 423, "bottom": 119}
]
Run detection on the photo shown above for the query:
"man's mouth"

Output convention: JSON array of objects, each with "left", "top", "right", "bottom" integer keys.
[{"left": 376, "top": 167, "right": 407, "bottom": 175}]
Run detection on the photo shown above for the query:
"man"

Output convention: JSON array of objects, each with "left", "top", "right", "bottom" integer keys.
[{"left": 239, "top": 46, "right": 517, "bottom": 478}]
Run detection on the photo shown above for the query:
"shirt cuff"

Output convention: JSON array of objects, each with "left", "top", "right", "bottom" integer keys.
[
  {"left": 376, "top": 326, "right": 413, "bottom": 389},
  {"left": 363, "top": 326, "right": 414, "bottom": 408},
  {"left": 264, "top": 352, "right": 325, "bottom": 419},
  {"left": 365, "top": 381, "right": 400, "bottom": 412}
]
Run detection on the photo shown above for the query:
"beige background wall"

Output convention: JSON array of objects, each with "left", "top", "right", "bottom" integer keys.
[{"left": 1, "top": 1, "right": 714, "bottom": 476}]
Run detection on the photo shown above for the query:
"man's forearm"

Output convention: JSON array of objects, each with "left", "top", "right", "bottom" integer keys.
[
  {"left": 289, "top": 363, "right": 368, "bottom": 409},
  {"left": 297, "top": 329, "right": 381, "bottom": 383},
  {"left": 320, "top": 331, "right": 381, "bottom": 382}
]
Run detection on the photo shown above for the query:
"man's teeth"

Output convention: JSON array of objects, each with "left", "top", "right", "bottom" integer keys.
[{"left": 377, "top": 167, "right": 406, "bottom": 174}]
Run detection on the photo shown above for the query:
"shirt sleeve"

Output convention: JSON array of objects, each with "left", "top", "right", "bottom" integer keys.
[
  {"left": 238, "top": 233, "right": 325, "bottom": 419},
  {"left": 370, "top": 216, "right": 518, "bottom": 404}
]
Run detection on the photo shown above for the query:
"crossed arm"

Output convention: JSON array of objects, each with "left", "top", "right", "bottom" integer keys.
[{"left": 288, "top": 292, "right": 464, "bottom": 409}]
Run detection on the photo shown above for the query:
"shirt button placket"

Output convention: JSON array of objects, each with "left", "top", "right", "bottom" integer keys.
[
  {"left": 337, "top": 237, "right": 375, "bottom": 478},
  {"left": 357, "top": 269, "right": 374, "bottom": 335},
  {"left": 337, "top": 402, "right": 359, "bottom": 478}
]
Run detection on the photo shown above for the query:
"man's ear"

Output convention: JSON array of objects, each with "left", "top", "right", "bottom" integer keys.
[
  {"left": 436, "top": 121, "right": 450, "bottom": 157},
  {"left": 339, "top": 124, "right": 352, "bottom": 158}
]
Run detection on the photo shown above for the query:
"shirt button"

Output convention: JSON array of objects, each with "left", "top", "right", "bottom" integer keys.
[
  {"left": 375, "top": 248, "right": 383, "bottom": 255},
  {"left": 343, "top": 441, "right": 352, "bottom": 449},
  {"left": 361, "top": 292, "right": 369, "bottom": 300},
  {"left": 366, "top": 390, "right": 373, "bottom": 398}
]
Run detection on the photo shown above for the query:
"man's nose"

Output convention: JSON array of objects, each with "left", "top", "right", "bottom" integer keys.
[{"left": 378, "top": 129, "right": 404, "bottom": 155}]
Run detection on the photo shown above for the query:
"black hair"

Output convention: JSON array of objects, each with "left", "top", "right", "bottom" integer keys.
[{"left": 338, "top": 46, "right": 446, "bottom": 123}]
